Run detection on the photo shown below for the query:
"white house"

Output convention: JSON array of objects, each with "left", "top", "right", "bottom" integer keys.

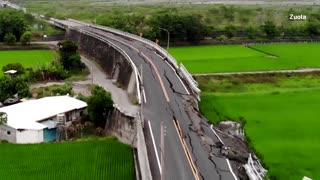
[{"left": 0, "top": 96, "right": 87, "bottom": 144}]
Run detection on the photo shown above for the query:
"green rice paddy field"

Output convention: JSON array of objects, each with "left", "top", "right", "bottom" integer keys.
[
  {"left": 198, "top": 75, "right": 320, "bottom": 180},
  {"left": 0, "top": 138, "right": 134, "bottom": 180},
  {"left": 170, "top": 43, "right": 320, "bottom": 73},
  {"left": 0, "top": 50, "right": 55, "bottom": 72}
]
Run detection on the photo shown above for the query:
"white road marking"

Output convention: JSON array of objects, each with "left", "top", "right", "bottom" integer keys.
[
  {"left": 226, "top": 158, "right": 238, "bottom": 180},
  {"left": 210, "top": 125, "right": 238, "bottom": 180},
  {"left": 143, "top": 88, "right": 147, "bottom": 104},
  {"left": 210, "top": 125, "right": 225, "bottom": 145},
  {"left": 148, "top": 121, "right": 162, "bottom": 174},
  {"left": 163, "top": 60, "right": 190, "bottom": 95},
  {"left": 176, "top": 72, "right": 190, "bottom": 95}
]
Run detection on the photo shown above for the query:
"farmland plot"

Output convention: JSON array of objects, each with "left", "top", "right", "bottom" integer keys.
[
  {"left": 170, "top": 43, "right": 320, "bottom": 73},
  {"left": 0, "top": 138, "right": 135, "bottom": 180}
]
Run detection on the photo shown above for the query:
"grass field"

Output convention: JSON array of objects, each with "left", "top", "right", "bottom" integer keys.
[
  {"left": 0, "top": 138, "right": 135, "bottom": 180},
  {"left": 170, "top": 43, "right": 320, "bottom": 73},
  {"left": 0, "top": 50, "right": 55, "bottom": 71},
  {"left": 198, "top": 75, "right": 320, "bottom": 180}
]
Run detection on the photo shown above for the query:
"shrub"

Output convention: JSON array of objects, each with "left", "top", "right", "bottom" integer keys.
[
  {"left": 4, "top": 33, "right": 16, "bottom": 45},
  {"left": 20, "top": 31, "right": 32, "bottom": 45},
  {"left": 216, "top": 35, "right": 228, "bottom": 42},
  {"left": 2, "top": 63, "right": 25, "bottom": 75}
]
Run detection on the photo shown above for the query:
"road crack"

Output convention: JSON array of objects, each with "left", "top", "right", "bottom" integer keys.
[{"left": 164, "top": 70, "right": 189, "bottom": 96}]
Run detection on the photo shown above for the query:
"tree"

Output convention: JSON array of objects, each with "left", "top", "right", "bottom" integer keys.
[
  {"left": 57, "top": 40, "right": 84, "bottom": 70},
  {"left": 216, "top": 35, "right": 227, "bottom": 42},
  {"left": 0, "top": 76, "right": 30, "bottom": 102},
  {"left": 183, "top": 14, "right": 206, "bottom": 43},
  {"left": 220, "top": 5, "right": 235, "bottom": 22},
  {"left": 261, "top": 21, "right": 279, "bottom": 39},
  {"left": 306, "top": 22, "right": 320, "bottom": 37},
  {"left": 147, "top": 12, "right": 206, "bottom": 43},
  {"left": 87, "top": 86, "right": 113, "bottom": 128},
  {"left": 2, "top": 63, "right": 25, "bottom": 75},
  {"left": 4, "top": 33, "right": 16, "bottom": 45},
  {"left": 246, "top": 26, "right": 259, "bottom": 39},
  {"left": 224, "top": 24, "right": 237, "bottom": 38},
  {"left": 20, "top": 31, "right": 32, "bottom": 45},
  {"left": 0, "top": 9, "right": 27, "bottom": 41}
]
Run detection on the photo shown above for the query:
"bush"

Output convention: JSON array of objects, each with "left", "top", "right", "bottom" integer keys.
[
  {"left": 20, "top": 31, "right": 32, "bottom": 45},
  {"left": 2, "top": 63, "right": 25, "bottom": 75},
  {"left": 216, "top": 35, "right": 228, "bottom": 42},
  {"left": 224, "top": 24, "right": 237, "bottom": 38},
  {"left": 31, "top": 84, "right": 73, "bottom": 98},
  {"left": 28, "top": 63, "right": 68, "bottom": 82},
  {"left": 261, "top": 21, "right": 279, "bottom": 39},
  {"left": 4, "top": 33, "right": 16, "bottom": 45}
]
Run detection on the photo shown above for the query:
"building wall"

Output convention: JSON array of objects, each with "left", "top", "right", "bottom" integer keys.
[
  {"left": 43, "top": 128, "right": 57, "bottom": 142},
  {"left": 16, "top": 129, "right": 43, "bottom": 144},
  {"left": 0, "top": 124, "right": 17, "bottom": 143}
]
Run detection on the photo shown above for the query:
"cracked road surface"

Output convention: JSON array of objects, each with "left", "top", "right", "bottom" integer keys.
[{"left": 58, "top": 20, "right": 238, "bottom": 180}]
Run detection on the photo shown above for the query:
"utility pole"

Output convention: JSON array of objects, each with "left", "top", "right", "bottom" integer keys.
[
  {"left": 159, "top": 27, "right": 170, "bottom": 60},
  {"left": 160, "top": 121, "right": 167, "bottom": 180}
]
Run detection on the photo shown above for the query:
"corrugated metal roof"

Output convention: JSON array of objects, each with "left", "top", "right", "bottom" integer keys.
[{"left": 0, "top": 96, "right": 87, "bottom": 130}]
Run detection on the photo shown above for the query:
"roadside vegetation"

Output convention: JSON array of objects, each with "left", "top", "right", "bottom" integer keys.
[
  {"left": 198, "top": 73, "right": 320, "bottom": 179},
  {"left": 170, "top": 43, "right": 320, "bottom": 73},
  {"left": 0, "top": 8, "right": 63, "bottom": 45},
  {"left": 21, "top": 1, "right": 320, "bottom": 44},
  {"left": 0, "top": 138, "right": 135, "bottom": 180}
]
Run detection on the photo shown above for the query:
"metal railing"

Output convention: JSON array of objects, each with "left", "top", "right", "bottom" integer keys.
[{"left": 244, "top": 153, "right": 267, "bottom": 180}]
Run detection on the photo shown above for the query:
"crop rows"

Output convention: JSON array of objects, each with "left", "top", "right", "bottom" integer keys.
[{"left": 0, "top": 138, "right": 134, "bottom": 180}]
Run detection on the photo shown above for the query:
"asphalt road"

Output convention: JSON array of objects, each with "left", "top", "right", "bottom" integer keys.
[{"left": 58, "top": 20, "right": 238, "bottom": 180}]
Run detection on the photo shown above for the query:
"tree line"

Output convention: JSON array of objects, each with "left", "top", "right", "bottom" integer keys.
[
  {"left": 0, "top": 8, "right": 32, "bottom": 45},
  {"left": 95, "top": 7, "right": 320, "bottom": 44}
]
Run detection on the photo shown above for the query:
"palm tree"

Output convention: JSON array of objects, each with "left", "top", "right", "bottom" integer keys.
[{"left": 0, "top": 112, "right": 7, "bottom": 125}]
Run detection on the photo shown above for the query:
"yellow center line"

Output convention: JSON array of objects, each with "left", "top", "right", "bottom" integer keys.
[
  {"left": 140, "top": 52, "right": 170, "bottom": 102},
  {"left": 173, "top": 120, "right": 200, "bottom": 180},
  {"left": 102, "top": 34, "right": 170, "bottom": 102}
]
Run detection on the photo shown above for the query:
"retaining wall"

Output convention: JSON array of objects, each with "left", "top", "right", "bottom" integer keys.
[{"left": 65, "top": 28, "right": 137, "bottom": 97}]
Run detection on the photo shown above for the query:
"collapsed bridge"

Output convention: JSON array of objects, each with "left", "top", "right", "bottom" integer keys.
[{"left": 50, "top": 18, "right": 241, "bottom": 180}]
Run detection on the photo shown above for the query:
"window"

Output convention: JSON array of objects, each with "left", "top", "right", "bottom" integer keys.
[{"left": 7, "top": 131, "right": 10, "bottom": 135}]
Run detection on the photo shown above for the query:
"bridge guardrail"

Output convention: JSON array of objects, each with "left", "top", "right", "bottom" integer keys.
[
  {"left": 67, "top": 19, "right": 201, "bottom": 98},
  {"left": 244, "top": 154, "right": 267, "bottom": 180}
]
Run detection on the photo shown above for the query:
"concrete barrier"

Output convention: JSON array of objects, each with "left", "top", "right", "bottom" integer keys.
[{"left": 136, "top": 113, "right": 153, "bottom": 180}]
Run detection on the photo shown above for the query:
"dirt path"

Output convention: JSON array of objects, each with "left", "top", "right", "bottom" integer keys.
[
  {"left": 30, "top": 55, "right": 139, "bottom": 116},
  {"left": 194, "top": 68, "right": 320, "bottom": 76}
]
